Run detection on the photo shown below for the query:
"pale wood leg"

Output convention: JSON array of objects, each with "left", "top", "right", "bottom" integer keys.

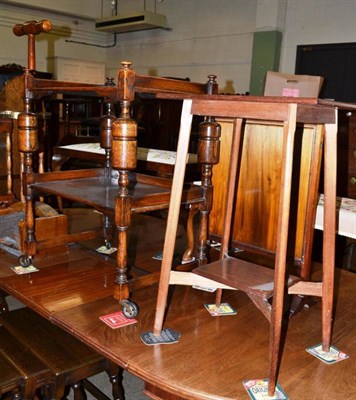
[
  {"left": 6, "top": 128, "right": 13, "bottom": 195},
  {"left": 38, "top": 151, "right": 44, "bottom": 203},
  {"left": 20, "top": 153, "right": 24, "bottom": 203},
  {"left": 321, "top": 113, "right": 337, "bottom": 351},
  {"left": 298, "top": 125, "right": 324, "bottom": 280},
  {"left": 181, "top": 206, "right": 198, "bottom": 263},
  {"left": 215, "top": 118, "right": 243, "bottom": 307},
  {"left": 153, "top": 100, "right": 193, "bottom": 335},
  {"left": 268, "top": 105, "right": 297, "bottom": 396}
]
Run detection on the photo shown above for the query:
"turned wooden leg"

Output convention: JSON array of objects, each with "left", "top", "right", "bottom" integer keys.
[
  {"left": 0, "top": 290, "right": 8, "bottom": 314},
  {"left": 72, "top": 381, "right": 86, "bottom": 400},
  {"left": 5, "top": 126, "right": 13, "bottom": 196},
  {"left": 11, "top": 388, "right": 22, "bottom": 400},
  {"left": 107, "top": 361, "right": 125, "bottom": 400},
  {"left": 197, "top": 209, "right": 209, "bottom": 264},
  {"left": 23, "top": 175, "right": 37, "bottom": 259},
  {"left": 114, "top": 228, "right": 130, "bottom": 302},
  {"left": 112, "top": 62, "right": 137, "bottom": 303},
  {"left": 197, "top": 115, "right": 221, "bottom": 266},
  {"left": 268, "top": 105, "right": 297, "bottom": 396},
  {"left": 103, "top": 215, "right": 113, "bottom": 249},
  {"left": 113, "top": 192, "right": 130, "bottom": 302},
  {"left": 180, "top": 205, "right": 199, "bottom": 264},
  {"left": 22, "top": 377, "right": 38, "bottom": 400},
  {"left": 17, "top": 107, "right": 39, "bottom": 260},
  {"left": 40, "top": 384, "right": 52, "bottom": 400}
]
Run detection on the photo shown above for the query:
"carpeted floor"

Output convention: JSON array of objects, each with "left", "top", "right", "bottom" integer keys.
[{"left": 0, "top": 210, "right": 24, "bottom": 248}]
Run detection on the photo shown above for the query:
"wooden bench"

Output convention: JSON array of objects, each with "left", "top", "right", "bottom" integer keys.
[
  {"left": 0, "top": 326, "right": 52, "bottom": 400},
  {"left": 0, "top": 307, "right": 122, "bottom": 400}
]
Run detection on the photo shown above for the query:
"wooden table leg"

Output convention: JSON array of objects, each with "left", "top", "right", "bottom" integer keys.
[
  {"left": 321, "top": 112, "right": 337, "bottom": 351},
  {"left": 153, "top": 100, "right": 193, "bottom": 336},
  {"left": 268, "top": 104, "right": 297, "bottom": 396}
]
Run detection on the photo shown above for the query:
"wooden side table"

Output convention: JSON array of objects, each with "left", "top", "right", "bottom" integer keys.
[{"left": 151, "top": 94, "right": 338, "bottom": 396}]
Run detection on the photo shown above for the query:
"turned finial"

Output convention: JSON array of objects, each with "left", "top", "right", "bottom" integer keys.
[
  {"left": 121, "top": 61, "right": 132, "bottom": 70},
  {"left": 206, "top": 74, "right": 217, "bottom": 95},
  {"left": 13, "top": 19, "right": 52, "bottom": 72}
]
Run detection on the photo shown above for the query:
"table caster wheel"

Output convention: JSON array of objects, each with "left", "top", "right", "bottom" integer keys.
[
  {"left": 121, "top": 300, "right": 138, "bottom": 319},
  {"left": 105, "top": 241, "right": 112, "bottom": 250},
  {"left": 18, "top": 255, "right": 31, "bottom": 267}
]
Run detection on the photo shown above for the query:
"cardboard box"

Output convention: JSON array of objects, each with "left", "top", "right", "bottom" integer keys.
[{"left": 264, "top": 71, "right": 324, "bottom": 98}]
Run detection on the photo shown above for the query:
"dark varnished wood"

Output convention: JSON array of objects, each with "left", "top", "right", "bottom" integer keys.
[
  {"left": 0, "top": 211, "right": 354, "bottom": 399},
  {"left": 0, "top": 353, "right": 23, "bottom": 397},
  {"left": 152, "top": 97, "right": 338, "bottom": 396},
  {"left": 0, "top": 213, "right": 180, "bottom": 318},
  {"left": 193, "top": 258, "right": 300, "bottom": 300},
  {"left": 14, "top": 22, "right": 217, "bottom": 307},
  {"left": 3, "top": 18, "right": 343, "bottom": 400},
  {"left": 0, "top": 117, "right": 16, "bottom": 203},
  {"left": 0, "top": 326, "right": 52, "bottom": 399},
  {"left": 0, "top": 251, "right": 117, "bottom": 318},
  {"left": 30, "top": 171, "right": 204, "bottom": 215},
  {"left": 209, "top": 120, "right": 323, "bottom": 272},
  {"left": 49, "top": 267, "right": 355, "bottom": 400},
  {"left": 13, "top": 20, "right": 52, "bottom": 72},
  {"left": 0, "top": 307, "right": 122, "bottom": 400},
  {"left": 0, "top": 236, "right": 102, "bottom": 279},
  {"left": 134, "top": 74, "right": 217, "bottom": 95}
]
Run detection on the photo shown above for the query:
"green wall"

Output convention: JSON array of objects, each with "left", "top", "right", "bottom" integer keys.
[{"left": 249, "top": 30, "right": 282, "bottom": 95}]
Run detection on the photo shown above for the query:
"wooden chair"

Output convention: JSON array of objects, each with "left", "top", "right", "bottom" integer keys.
[
  {"left": 0, "top": 87, "right": 66, "bottom": 263},
  {"left": 14, "top": 20, "right": 218, "bottom": 316},
  {"left": 0, "top": 82, "right": 47, "bottom": 205},
  {"left": 0, "top": 307, "right": 123, "bottom": 400},
  {"left": 0, "top": 23, "right": 69, "bottom": 262},
  {"left": 151, "top": 94, "right": 337, "bottom": 396}
]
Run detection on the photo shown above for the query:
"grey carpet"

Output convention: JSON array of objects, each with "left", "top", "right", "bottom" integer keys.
[
  {"left": 87, "top": 371, "right": 149, "bottom": 400},
  {"left": 5, "top": 295, "right": 150, "bottom": 400},
  {"left": 0, "top": 211, "right": 24, "bottom": 246}
]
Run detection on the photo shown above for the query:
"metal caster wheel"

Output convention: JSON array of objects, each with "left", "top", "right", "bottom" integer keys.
[
  {"left": 18, "top": 255, "right": 31, "bottom": 267},
  {"left": 121, "top": 300, "right": 139, "bottom": 319},
  {"left": 105, "top": 241, "right": 112, "bottom": 250}
]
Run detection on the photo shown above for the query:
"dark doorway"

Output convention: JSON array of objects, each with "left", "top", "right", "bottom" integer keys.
[
  {"left": 295, "top": 42, "right": 356, "bottom": 102},
  {"left": 296, "top": 42, "right": 356, "bottom": 270}
]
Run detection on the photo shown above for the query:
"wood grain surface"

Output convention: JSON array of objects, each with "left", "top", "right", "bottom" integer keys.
[{"left": 0, "top": 213, "right": 354, "bottom": 399}]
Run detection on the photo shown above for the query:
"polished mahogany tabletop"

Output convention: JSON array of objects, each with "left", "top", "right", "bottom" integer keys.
[{"left": 0, "top": 214, "right": 354, "bottom": 399}]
